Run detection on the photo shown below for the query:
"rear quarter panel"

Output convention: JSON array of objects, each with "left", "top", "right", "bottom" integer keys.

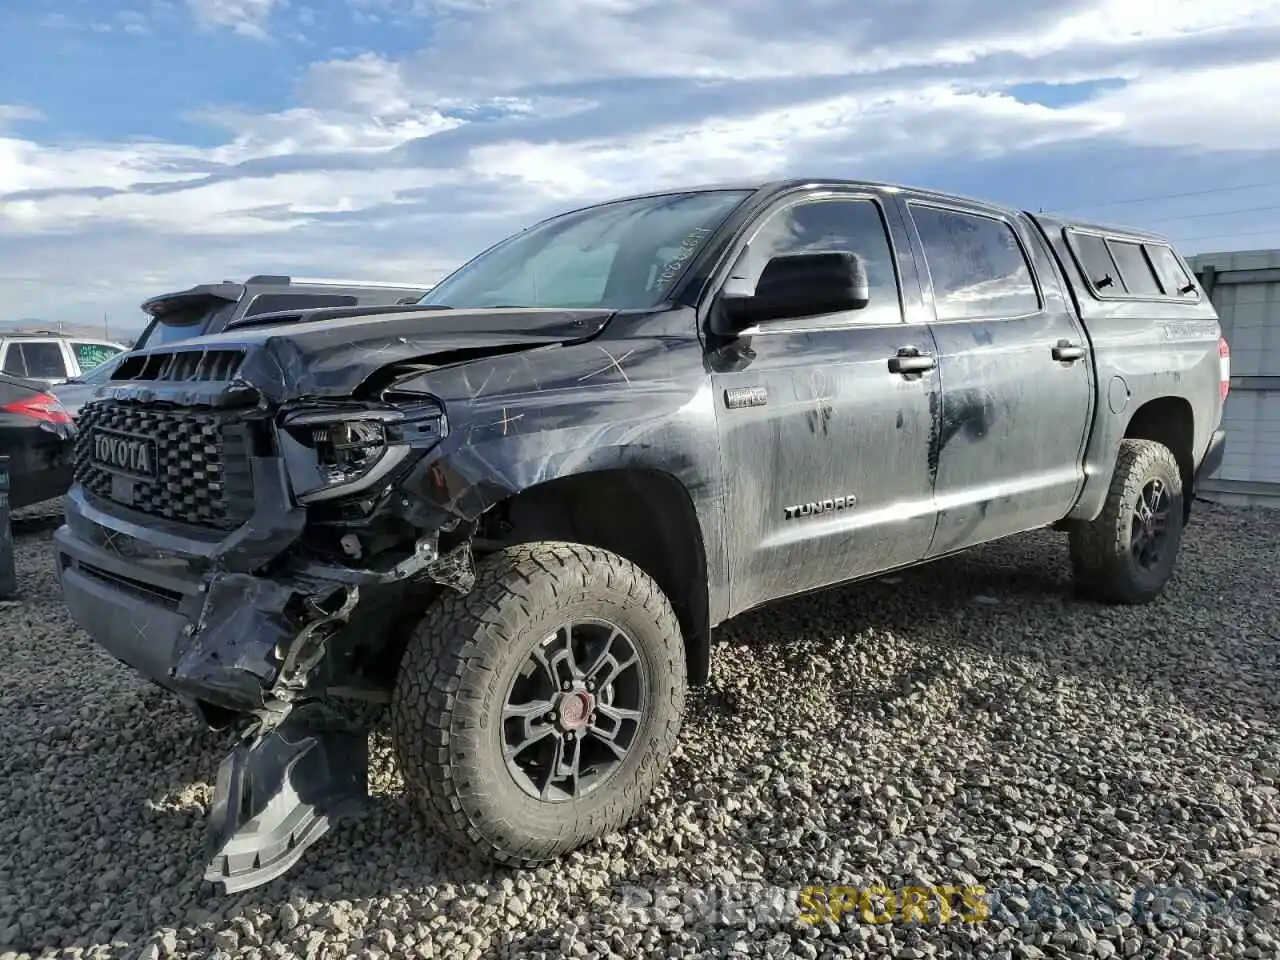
[{"left": 1034, "top": 216, "right": 1223, "bottom": 521}]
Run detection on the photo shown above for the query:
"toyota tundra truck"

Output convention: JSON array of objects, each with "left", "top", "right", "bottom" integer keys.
[{"left": 53, "top": 179, "right": 1230, "bottom": 892}]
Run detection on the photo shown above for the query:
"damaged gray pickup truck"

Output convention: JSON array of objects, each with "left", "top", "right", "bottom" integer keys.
[{"left": 55, "top": 178, "right": 1230, "bottom": 892}]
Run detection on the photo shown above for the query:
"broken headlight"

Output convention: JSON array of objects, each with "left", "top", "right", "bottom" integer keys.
[
  {"left": 280, "top": 404, "right": 445, "bottom": 504},
  {"left": 311, "top": 420, "right": 388, "bottom": 486}
]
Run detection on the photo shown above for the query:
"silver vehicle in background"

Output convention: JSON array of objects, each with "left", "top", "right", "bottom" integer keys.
[{"left": 0, "top": 332, "right": 130, "bottom": 388}]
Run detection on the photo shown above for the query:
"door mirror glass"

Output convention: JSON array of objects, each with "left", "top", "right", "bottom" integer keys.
[{"left": 720, "top": 251, "right": 870, "bottom": 328}]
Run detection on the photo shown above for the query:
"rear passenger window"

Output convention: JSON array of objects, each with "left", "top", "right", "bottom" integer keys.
[
  {"left": 1, "top": 345, "right": 25, "bottom": 377},
  {"left": 909, "top": 205, "right": 1039, "bottom": 321},
  {"left": 1107, "top": 240, "right": 1162, "bottom": 296},
  {"left": 1145, "top": 243, "right": 1197, "bottom": 297},
  {"left": 1070, "top": 233, "right": 1123, "bottom": 292},
  {"left": 10, "top": 342, "right": 68, "bottom": 379}
]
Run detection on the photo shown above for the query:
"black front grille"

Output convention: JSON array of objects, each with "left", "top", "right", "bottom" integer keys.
[
  {"left": 74, "top": 402, "right": 255, "bottom": 530},
  {"left": 113, "top": 348, "right": 245, "bottom": 383}
]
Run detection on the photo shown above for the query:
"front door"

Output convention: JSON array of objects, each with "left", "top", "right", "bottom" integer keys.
[
  {"left": 710, "top": 191, "right": 941, "bottom": 616},
  {"left": 901, "top": 200, "right": 1095, "bottom": 556}
]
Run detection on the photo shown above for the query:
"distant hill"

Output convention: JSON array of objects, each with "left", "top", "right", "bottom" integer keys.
[{"left": 0, "top": 318, "right": 141, "bottom": 344}]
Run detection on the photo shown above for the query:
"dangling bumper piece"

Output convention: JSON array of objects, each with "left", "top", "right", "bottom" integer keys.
[{"left": 204, "top": 713, "right": 370, "bottom": 893}]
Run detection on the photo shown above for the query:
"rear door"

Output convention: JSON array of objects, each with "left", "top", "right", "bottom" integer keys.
[
  {"left": 901, "top": 198, "right": 1094, "bottom": 556},
  {"left": 710, "top": 188, "right": 941, "bottom": 615}
]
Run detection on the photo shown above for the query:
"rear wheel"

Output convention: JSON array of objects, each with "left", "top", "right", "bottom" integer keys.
[
  {"left": 1069, "top": 439, "right": 1185, "bottom": 604},
  {"left": 390, "top": 541, "right": 686, "bottom": 864}
]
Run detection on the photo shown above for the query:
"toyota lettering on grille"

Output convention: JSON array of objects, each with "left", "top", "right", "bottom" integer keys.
[{"left": 91, "top": 429, "right": 158, "bottom": 479}]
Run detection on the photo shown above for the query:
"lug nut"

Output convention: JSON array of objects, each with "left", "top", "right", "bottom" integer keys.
[
  {"left": 562, "top": 681, "right": 572, "bottom": 691},
  {"left": 546, "top": 711, "right": 557, "bottom": 723},
  {"left": 585, "top": 679, "right": 595, "bottom": 691}
]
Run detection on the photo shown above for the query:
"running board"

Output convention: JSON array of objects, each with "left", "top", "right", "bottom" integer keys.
[{"left": 204, "top": 716, "right": 369, "bottom": 893}]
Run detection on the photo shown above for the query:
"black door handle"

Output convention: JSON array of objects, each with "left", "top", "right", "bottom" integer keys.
[
  {"left": 888, "top": 347, "right": 937, "bottom": 375},
  {"left": 1052, "top": 340, "right": 1087, "bottom": 362}
]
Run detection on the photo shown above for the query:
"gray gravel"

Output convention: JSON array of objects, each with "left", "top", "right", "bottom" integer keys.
[{"left": 2, "top": 500, "right": 1279, "bottom": 960}]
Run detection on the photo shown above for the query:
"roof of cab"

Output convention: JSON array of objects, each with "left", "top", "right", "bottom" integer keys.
[
  {"left": 524, "top": 177, "right": 997, "bottom": 228},
  {"left": 509, "top": 177, "right": 1182, "bottom": 249},
  {"left": 540, "top": 176, "right": 1040, "bottom": 222}
]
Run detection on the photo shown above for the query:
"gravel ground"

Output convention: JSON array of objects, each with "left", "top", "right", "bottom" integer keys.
[{"left": 2, "top": 499, "right": 1279, "bottom": 960}]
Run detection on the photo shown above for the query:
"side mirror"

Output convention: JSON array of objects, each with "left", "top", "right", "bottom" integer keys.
[{"left": 717, "top": 251, "right": 870, "bottom": 329}]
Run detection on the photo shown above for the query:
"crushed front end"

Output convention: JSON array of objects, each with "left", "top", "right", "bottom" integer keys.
[{"left": 53, "top": 342, "right": 471, "bottom": 892}]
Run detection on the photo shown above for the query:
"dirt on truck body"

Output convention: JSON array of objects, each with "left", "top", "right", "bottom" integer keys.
[{"left": 54, "top": 178, "right": 1229, "bottom": 892}]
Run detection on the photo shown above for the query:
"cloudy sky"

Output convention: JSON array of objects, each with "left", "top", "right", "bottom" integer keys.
[{"left": 2, "top": 0, "right": 1279, "bottom": 332}]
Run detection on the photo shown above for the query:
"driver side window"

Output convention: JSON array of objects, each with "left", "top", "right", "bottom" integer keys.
[{"left": 746, "top": 198, "right": 903, "bottom": 325}]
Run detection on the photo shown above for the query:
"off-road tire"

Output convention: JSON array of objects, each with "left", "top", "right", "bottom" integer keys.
[
  {"left": 390, "top": 541, "right": 686, "bottom": 865},
  {"left": 1069, "top": 438, "right": 1185, "bottom": 604}
]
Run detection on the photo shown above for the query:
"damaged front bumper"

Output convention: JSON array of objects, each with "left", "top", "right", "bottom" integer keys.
[
  {"left": 205, "top": 712, "right": 369, "bottom": 893},
  {"left": 54, "top": 485, "right": 475, "bottom": 891}
]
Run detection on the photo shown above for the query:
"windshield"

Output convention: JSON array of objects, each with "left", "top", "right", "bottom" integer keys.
[
  {"left": 139, "top": 296, "right": 238, "bottom": 348},
  {"left": 419, "top": 190, "right": 752, "bottom": 311}
]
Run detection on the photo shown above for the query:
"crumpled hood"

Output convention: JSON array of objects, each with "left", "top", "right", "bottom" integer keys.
[{"left": 111, "top": 306, "right": 616, "bottom": 404}]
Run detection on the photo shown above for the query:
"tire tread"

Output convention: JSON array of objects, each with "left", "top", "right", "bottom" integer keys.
[
  {"left": 390, "top": 541, "right": 686, "bottom": 866},
  {"left": 1069, "top": 438, "right": 1184, "bottom": 604}
]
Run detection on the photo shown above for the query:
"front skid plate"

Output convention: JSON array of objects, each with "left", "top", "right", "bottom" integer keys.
[{"left": 204, "top": 716, "right": 370, "bottom": 893}]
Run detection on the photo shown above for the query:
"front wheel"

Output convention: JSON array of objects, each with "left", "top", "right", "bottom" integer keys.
[
  {"left": 1068, "top": 438, "right": 1185, "bottom": 604},
  {"left": 390, "top": 541, "right": 687, "bottom": 865}
]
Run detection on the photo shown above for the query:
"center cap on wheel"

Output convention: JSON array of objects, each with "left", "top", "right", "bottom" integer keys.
[{"left": 556, "top": 690, "right": 595, "bottom": 730}]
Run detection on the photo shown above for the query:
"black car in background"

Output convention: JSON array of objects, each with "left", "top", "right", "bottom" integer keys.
[
  {"left": 51, "top": 274, "right": 435, "bottom": 419},
  {"left": 0, "top": 372, "right": 75, "bottom": 509}
]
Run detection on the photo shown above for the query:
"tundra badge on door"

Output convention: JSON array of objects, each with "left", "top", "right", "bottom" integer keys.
[{"left": 784, "top": 494, "right": 857, "bottom": 520}]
